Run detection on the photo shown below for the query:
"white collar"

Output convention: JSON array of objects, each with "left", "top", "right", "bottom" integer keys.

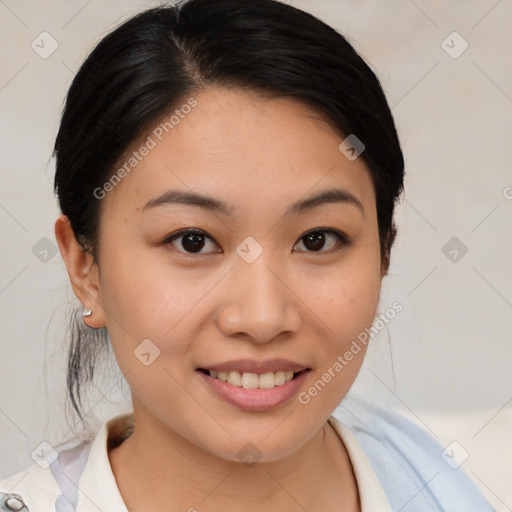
[
  {"left": 75, "top": 413, "right": 391, "bottom": 511},
  {"left": 75, "top": 414, "right": 130, "bottom": 511}
]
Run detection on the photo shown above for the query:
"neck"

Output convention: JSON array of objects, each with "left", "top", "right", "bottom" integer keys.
[{"left": 108, "top": 406, "right": 359, "bottom": 512}]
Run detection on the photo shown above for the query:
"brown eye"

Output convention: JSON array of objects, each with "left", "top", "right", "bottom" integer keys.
[
  {"left": 294, "top": 230, "right": 347, "bottom": 253},
  {"left": 180, "top": 232, "right": 207, "bottom": 253},
  {"left": 164, "top": 230, "right": 220, "bottom": 254}
]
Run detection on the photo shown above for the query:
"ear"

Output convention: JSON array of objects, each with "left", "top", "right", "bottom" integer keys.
[{"left": 54, "top": 215, "right": 106, "bottom": 328}]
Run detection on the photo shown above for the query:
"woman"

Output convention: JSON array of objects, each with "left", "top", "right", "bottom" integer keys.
[{"left": 0, "top": 0, "right": 494, "bottom": 510}]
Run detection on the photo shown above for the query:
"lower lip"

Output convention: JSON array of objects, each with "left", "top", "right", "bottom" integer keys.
[{"left": 197, "top": 370, "right": 310, "bottom": 412}]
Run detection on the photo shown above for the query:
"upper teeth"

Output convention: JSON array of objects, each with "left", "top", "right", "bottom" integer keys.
[{"left": 209, "top": 370, "right": 295, "bottom": 389}]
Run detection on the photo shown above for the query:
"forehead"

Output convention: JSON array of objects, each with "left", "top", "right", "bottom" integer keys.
[{"left": 100, "top": 87, "right": 375, "bottom": 218}]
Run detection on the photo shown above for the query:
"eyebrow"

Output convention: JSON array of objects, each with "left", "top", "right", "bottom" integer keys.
[{"left": 142, "top": 187, "right": 364, "bottom": 216}]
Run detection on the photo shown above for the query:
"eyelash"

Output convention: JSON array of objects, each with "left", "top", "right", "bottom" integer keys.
[{"left": 161, "top": 228, "right": 350, "bottom": 256}]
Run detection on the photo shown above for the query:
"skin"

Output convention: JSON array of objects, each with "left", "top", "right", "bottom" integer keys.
[{"left": 55, "top": 87, "right": 388, "bottom": 511}]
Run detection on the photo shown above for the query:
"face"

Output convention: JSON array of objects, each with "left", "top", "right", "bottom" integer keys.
[{"left": 88, "top": 87, "right": 384, "bottom": 462}]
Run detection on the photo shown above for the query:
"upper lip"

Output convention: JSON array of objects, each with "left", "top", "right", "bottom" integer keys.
[{"left": 198, "top": 358, "right": 310, "bottom": 374}]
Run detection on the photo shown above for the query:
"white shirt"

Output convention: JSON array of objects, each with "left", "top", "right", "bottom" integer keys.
[{"left": 0, "top": 412, "right": 392, "bottom": 511}]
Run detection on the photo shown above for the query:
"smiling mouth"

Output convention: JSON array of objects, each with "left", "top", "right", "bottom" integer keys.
[{"left": 197, "top": 369, "right": 309, "bottom": 390}]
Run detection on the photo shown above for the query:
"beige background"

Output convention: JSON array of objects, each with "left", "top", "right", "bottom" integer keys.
[{"left": 1, "top": 0, "right": 511, "bottom": 509}]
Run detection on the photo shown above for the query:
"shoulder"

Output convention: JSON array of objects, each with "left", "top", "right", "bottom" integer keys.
[
  {"left": 0, "top": 461, "right": 61, "bottom": 511},
  {"left": 332, "top": 400, "right": 494, "bottom": 512},
  {"left": 0, "top": 435, "right": 93, "bottom": 512},
  {"left": 1, "top": 412, "right": 133, "bottom": 512}
]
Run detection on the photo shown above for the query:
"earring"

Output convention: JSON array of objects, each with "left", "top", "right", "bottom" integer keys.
[{"left": 83, "top": 309, "right": 92, "bottom": 317}]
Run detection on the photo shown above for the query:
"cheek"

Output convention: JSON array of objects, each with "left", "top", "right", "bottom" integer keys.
[
  {"left": 295, "top": 269, "right": 381, "bottom": 412},
  {"left": 295, "top": 249, "right": 381, "bottom": 389},
  {"left": 99, "top": 239, "right": 188, "bottom": 332},
  {"left": 96, "top": 256, "right": 205, "bottom": 423},
  {"left": 97, "top": 242, "right": 229, "bottom": 374},
  {"left": 299, "top": 252, "right": 382, "bottom": 343},
  {"left": 96, "top": 242, "right": 181, "bottom": 358}
]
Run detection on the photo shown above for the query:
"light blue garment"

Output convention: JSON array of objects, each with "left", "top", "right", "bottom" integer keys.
[
  {"left": 333, "top": 401, "right": 495, "bottom": 511},
  {"left": 50, "top": 440, "right": 92, "bottom": 512}
]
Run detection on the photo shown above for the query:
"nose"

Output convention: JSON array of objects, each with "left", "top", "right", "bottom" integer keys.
[{"left": 216, "top": 253, "right": 302, "bottom": 344}]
